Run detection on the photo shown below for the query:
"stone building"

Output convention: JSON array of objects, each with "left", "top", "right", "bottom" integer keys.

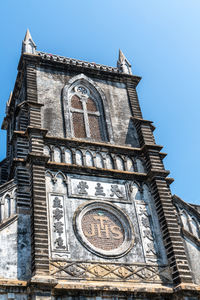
[{"left": 0, "top": 29, "right": 199, "bottom": 299}]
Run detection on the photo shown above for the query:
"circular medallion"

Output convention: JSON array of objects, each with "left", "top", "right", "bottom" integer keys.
[
  {"left": 75, "top": 85, "right": 90, "bottom": 97},
  {"left": 73, "top": 201, "right": 134, "bottom": 258}
]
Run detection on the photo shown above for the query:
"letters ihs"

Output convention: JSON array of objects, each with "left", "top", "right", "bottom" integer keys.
[{"left": 83, "top": 215, "right": 123, "bottom": 240}]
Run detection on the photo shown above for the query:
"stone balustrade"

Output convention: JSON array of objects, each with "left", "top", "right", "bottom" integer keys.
[{"left": 44, "top": 144, "right": 146, "bottom": 174}]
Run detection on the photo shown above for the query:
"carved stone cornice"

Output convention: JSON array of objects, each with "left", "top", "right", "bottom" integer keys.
[
  {"left": 141, "top": 144, "right": 164, "bottom": 153},
  {"left": 45, "top": 135, "right": 143, "bottom": 155},
  {"left": 132, "top": 116, "right": 156, "bottom": 131},
  {"left": 25, "top": 126, "right": 48, "bottom": 137},
  {"left": 26, "top": 152, "right": 49, "bottom": 165},
  {"left": 47, "top": 161, "right": 147, "bottom": 181},
  {"left": 53, "top": 280, "right": 173, "bottom": 294},
  {"left": 174, "top": 282, "right": 200, "bottom": 292},
  {"left": 16, "top": 101, "right": 44, "bottom": 114},
  {"left": 147, "top": 169, "right": 171, "bottom": 179},
  {"left": 17, "top": 53, "right": 141, "bottom": 87}
]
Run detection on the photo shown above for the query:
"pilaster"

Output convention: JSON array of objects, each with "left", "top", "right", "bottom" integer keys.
[
  {"left": 28, "top": 153, "right": 49, "bottom": 275},
  {"left": 126, "top": 78, "right": 143, "bottom": 118},
  {"left": 24, "top": 63, "right": 50, "bottom": 276},
  {"left": 150, "top": 178, "right": 193, "bottom": 284},
  {"left": 129, "top": 88, "right": 194, "bottom": 285},
  {"left": 26, "top": 64, "right": 38, "bottom": 103}
]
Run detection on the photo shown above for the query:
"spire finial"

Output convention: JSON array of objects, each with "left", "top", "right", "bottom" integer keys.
[
  {"left": 22, "top": 29, "right": 36, "bottom": 54},
  {"left": 117, "top": 49, "right": 132, "bottom": 75},
  {"left": 6, "top": 91, "right": 12, "bottom": 114}
]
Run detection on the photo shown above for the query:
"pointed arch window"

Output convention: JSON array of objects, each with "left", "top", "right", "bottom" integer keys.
[{"left": 69, "top": 84, "right": 106, "bottom": 141}]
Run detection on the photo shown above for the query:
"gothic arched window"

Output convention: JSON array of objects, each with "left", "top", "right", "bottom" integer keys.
[
  {"left": 69, "top": 84, "right": 105, "bottom": 141},
  {"left": 63, "top": 75, "right": 114, "bottom": 142}
]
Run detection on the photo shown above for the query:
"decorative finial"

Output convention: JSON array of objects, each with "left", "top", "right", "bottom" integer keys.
[
  {"left": 117, "top": 49, "right": 132, "bottom": 75},
  {"left": 6, "top": 91, "right": 12, "bottom": 114},
  {"left": 22, "top": 29, "right": 36, "bottom": 54}
]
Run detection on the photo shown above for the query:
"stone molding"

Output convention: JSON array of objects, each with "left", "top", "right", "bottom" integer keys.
[
  {"left": 73, "top": 201, "right": 134, "bottom": 258},
  {"left": 49, "top": 260, "right": 172, "bottom": 284}
]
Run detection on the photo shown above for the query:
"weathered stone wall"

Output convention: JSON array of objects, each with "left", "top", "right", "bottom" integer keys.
[
  {"left": 36, "top": 67, "right": 139, "bottom": 147},
  {"left": 183, "top": 237, "right": 200, "bottom": 284},
  {"left": 37, "top": 68, "right": 68, "bottom": 138},
  {"left": 94, "top": 79, "right": 139, "bottom": 147},
  {"left": 0, "top": 218, "right": 18, "bottom": 279},
  {"left": 173, "top": 196, "right": 200, "bottom": 285},
  {"left": 0, "top": 294, "right": 28, "bottom": 300},
  {"left": 0, "top": 214, "right": 31, "bottom": 280},
  {"left": 45, "top": 171, "right": 171, "bottom": 284},
  {"left": 46, "top": 173, "right": 144, "bottom": 264},
  {"left": 17, "top": 214, "right": 31, "bottom": 280}
]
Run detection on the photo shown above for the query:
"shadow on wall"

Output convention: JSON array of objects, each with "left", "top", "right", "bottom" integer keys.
[
  {"left": 17, "top": 214, "right": 31, "bottom": 280},
  {"left": 125, "top": 119, "right": 140, "bottom": 148}
]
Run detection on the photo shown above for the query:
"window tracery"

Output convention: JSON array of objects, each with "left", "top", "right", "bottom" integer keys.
[
  {"left": 0, "top": 189, "right": 17, "bottom": 223},
  {"left": 63, "top": 74, "right": 113, "bottom": 142},
  {"left": 69, "top": 84, "right": 105, "bottom": 141}
]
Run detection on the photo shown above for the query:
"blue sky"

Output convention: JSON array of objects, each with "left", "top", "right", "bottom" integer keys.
[{"left": 0, "top": 0, "right": 200, "bottom": 204}]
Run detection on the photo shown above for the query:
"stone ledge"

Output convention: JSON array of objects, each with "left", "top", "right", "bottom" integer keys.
[
  {"left": 45, "top": 135, "right": 142, "bottom": 153},
  {"left": 47, "top": 161, "right": 147, "bottom": 180},
  {"left": 147, "top": 169, "right": 171, "bottom": 179},
  {"left": 141, "top": 144, "right": 163, "bottom": 152},
  {"left": 54, "top": 281, "right": 173, "bottom": 294},
  {"left": 174, "top": 283, "right": 200, "bottom": 292},
  {"left": 131, "top": 117, "right": 156, "bottom": 131},
  {"left": 16, "top": 100, "right": 44, "bottom": 114},
  {"left": 25, "top": 126, "right": 48, "bottom": 137},
  {"left": 27, "top": 152, "right": 49, "bottom": 165},
  {"left": 0, "top": 279, "right": 27, "bottom": 287},
  {"left": 30, "top": 275, "right": 57, "bottom": 286}
]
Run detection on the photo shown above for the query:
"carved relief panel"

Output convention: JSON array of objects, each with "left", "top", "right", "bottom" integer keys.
[
  {"left": 45, "top": 171, "right": 170, "bottom": 283},
  {"left": 68, "top": 175, "right": 129, "bottom": 203},
  {"left": 73, "top": 201, "right": 134, "bottom": 258},
  {"left": 48, "top": 194, "right": 69, "bottom": 259}
]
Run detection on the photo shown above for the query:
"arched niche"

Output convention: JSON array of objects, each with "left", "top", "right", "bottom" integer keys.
[
  {"left": 126, "top": 157, "right": 134, "bottom": 172},
  {"left": 54, "top": 147, "right": 62, "bottom": 163},
  {"left": 106, "top": 154, "right": 114, "bottom": 169},
  {"left": 95, "top": 153, "right": 104, "bottom": 168},
  {"left": 180, "top": 210, "right": 190, "bottom": 232},
  {"left": 130, "top": 182, "right": 142, "bottom": 201},
  {"left": 62, "top": 74, "right": 114, "bottom": 142},
  {"left": 85, "top": 151, "right": 94, "bottom": 167},
  {"left": 64, "top": 148, "right": 73, "bottom": 164}
]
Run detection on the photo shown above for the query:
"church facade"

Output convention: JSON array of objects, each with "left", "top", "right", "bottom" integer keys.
[{"left": 0, "top": 30, "right": 199, "bottom": 300}]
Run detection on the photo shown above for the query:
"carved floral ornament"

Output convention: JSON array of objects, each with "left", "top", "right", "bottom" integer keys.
[{"left": 73, "top": 201, "right": 134, "bottom": 258}]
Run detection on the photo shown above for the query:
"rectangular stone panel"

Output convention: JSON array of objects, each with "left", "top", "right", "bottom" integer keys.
[{"left": 68, "top": 175, "right": 130, "bottom": 203}]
